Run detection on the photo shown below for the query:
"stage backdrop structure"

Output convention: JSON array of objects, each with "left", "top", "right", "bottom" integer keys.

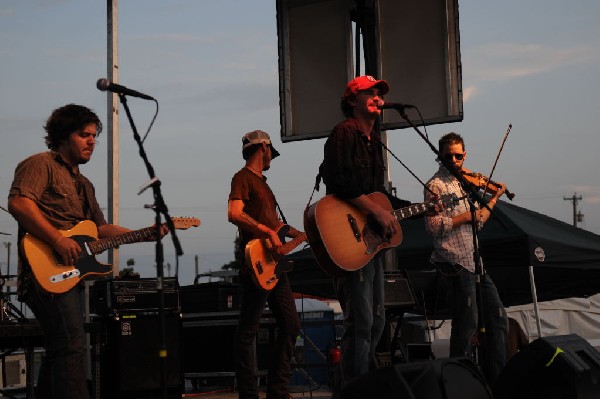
[{"left": 276, "top": 0, "right": 463, "bottom": 142}]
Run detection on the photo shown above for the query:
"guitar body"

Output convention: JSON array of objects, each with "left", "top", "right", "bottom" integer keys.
[
  {"left": 304, "top": 192, "right": 402, "bottom": 276},
  {"left": 22, "top": 220, "right": 112, "bottom": 294},
  {"left": 22, "top": 216, "right": 200, "bottom": 294},
  {"left": 245, "top": 225, "right": 307, "bottom": 291}
]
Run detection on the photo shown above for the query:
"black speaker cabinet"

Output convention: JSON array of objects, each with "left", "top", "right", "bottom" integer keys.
[
  {"left": 494, "top": 334, "right": 600, "bottom": 399},
  {"left": 384, "top": 270, "right": 416, "bottom": 310},
  {"left": 340, "top": 357, "right": 492, "bottom": 399},
  {"left": 182, "top": 312, "right": 276, "bottom": 374},
  {"left": 180, "top": 283, "right": 241, "bottom": 313},
  {"left": 93, "top": 313, "right": 183, "bottom": 399}
]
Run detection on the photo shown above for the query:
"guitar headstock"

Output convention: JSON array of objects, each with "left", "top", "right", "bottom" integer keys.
[
  {"left": 172, "top": 217, "right": 201, "bottom": 230},
  {"left": 430, "top": 193, "right": 461, "bottom": 212}
]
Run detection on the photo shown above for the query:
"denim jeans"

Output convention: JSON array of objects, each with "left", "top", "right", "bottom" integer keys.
[
  {"left": 235, "top": 272, "right": 300, "bottom": 399},
  {"left": 334, "top": 255, "right": 386, "bottom": 389},
  {"left": 437, "top": 263, "right": 508, "bottom": 385},
  {"left": 25, "top": 283, "right": 89, "bottom": 399}
]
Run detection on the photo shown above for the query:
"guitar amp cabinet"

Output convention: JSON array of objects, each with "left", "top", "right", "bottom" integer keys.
[
  {"left": 383, "top": 270, "right": 416, "bottom": 310},
  {"left": 90, "top": 277, "right": 180, "bottom": 316}
]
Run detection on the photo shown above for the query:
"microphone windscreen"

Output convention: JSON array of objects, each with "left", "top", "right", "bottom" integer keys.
[{"left": 96, "top": 78, "right": 109, "bottom": 91}]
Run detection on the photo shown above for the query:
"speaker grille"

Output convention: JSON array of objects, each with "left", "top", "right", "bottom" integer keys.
[{"left": 384, "top": 270, "right": 416, "bottom": 310}]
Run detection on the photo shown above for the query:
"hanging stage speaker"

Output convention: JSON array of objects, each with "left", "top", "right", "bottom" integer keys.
[
  {"left": 340, "top": 357, "right": 492, "bottom": 399},
  {"left": 493, "top": 334, "right": 600, "bottom": 399}
]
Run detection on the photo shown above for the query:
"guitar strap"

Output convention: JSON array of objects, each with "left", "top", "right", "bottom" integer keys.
[
  {"left": 304, "top": 163, "right": 324, "bottom": 214},
  {"left": 275, "top": 201, "right": 288, "bottom": 225}
]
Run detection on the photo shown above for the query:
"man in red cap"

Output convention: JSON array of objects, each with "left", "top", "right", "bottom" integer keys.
[{"left": 319, "top": 75, "right": 400, "bottom": 391}]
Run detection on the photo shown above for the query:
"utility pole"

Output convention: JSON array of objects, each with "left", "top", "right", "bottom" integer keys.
[{"left": 563, "top": 193, "right": 583, "bottom": 227}]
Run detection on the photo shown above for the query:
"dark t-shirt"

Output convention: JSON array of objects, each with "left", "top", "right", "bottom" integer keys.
[
  {"left": 228, "top": 168, "right": 280, "bottom": 250},
  {"left": 320, "top": 118, "right": 386, "bottom": 199},
  {"left": 9, "top": 151, "right": 107, "bottom": 297}
]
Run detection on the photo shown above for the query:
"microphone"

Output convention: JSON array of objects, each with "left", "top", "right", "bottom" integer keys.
[
  {"left": 96, "top": 78, "right": 155, "bottom": 100},
  {"left": 378, "top": 102, "right": 416, "bottom": 111}
]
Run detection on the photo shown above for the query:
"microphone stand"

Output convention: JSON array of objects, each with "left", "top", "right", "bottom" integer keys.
[
  {"left": 117, "top": 93, "right": 183, "bottom": 399},
  {"left": 388, "top": 108, "right": 498, "bottom": 379}
]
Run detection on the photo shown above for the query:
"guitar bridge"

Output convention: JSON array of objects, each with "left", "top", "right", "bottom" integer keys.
[
  {"left": 347, "top": 214, "right": 362, "bottom": 242},
  {"left": 50, "top": 269, "right": 81, "bottom": 283}
]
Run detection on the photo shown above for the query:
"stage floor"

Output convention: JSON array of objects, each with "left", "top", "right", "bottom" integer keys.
[{"left": 183, "top": 388, "right": 333, "bottom": 399}]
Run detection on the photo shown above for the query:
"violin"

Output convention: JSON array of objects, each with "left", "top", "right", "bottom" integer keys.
[{"left": 460, "top": 168, "right": 515, "bottom": 200}]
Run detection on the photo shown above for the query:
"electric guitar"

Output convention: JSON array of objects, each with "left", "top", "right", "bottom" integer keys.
[
  {"left": 304, "top": 192, "right": 455, "bottom": 276},
  {"left": 245, "top": 225, "right": 307, "bottom": 290},
  {"left": 22, "top": 217, "right": 200, "bottom": 294}
]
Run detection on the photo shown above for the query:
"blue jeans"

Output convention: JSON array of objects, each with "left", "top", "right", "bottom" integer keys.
[
  {"left": 334, "top": 256, "right": 386, "bottom": 388},
  {"left": 235, "top": 272, "right": 300, "bottom": 399},
  {"left": 437, "top": 263, "right": 508, "bottom": 384},
  {"left": 25, "top": 283, "right": 89, "bottom": 399}
]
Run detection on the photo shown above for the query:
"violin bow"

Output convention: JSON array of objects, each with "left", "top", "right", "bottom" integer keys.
[{"left": 483, "top": 123, "right": 512, "bottom": 198}]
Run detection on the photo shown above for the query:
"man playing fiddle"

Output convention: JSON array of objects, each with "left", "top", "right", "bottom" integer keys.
[{"left": 423, "top": 132, "right": 508, "bottom": 385}]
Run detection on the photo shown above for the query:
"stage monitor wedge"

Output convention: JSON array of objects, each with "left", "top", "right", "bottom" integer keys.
[{"left": 276, "top": 0, "right": 462, "bottom": 143}]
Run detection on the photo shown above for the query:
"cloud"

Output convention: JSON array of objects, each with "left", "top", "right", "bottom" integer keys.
[
  {"left": 463, "top": 42, "right": 600, "bottom": 99},
  {"left": 568, "top": 185, "right": 600, "bottom": 204},
  {"left": 462, "top": 85, "right": 478, "bottom": 102}
]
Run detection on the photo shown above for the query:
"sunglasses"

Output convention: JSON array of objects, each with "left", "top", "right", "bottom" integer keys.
[{"left": 443, "top": 153, "right": 465, "bottom": 161}]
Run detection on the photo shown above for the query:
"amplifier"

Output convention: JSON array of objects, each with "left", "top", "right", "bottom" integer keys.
[
  {"left": 384, "top": 270, "right": 416, "bottom": 310},
  {"left": 90, "top": 277, "right": 180, "bottom": 316},
  {"left": 180, "top": 283, "right": 241, "bottom": 313}
]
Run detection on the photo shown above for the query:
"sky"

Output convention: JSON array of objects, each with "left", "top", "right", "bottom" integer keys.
[{"left": 1, "top": 0, "right": 599, "bottom": 288}]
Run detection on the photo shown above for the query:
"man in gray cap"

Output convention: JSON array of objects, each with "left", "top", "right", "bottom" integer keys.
[{"left": 228, "top": 130, "right": 303, "bottom": 399}]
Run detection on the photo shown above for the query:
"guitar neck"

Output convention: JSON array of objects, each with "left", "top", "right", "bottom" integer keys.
[
  {"left": 87, "top": 226, "right": 156, "bottom": 255},
  {"left": 391, "top": 202, "right": 431, "bottom": 222},
  {"left": 282, "top": 233, "right": 307, "bottom": 256}
]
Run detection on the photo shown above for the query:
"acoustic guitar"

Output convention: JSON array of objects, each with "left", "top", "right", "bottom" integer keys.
[
  {"left": 304, "top": 192, "right": 454, "bottom": 276},
  {"left": 22, "top": 217, "right": 200, "bottom": 294}
]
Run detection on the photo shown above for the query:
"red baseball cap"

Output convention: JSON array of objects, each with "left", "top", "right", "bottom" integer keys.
[{"left": 344, "top": 75, "right": 389, "bottom": 97}]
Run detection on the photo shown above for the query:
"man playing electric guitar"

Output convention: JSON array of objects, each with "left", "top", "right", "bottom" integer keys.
[
  {"left": 228, "top": 130, "right": 303, "bottom": 399},
  {"left": 8, "top": 104, "right": 168, "bottom": 399}
]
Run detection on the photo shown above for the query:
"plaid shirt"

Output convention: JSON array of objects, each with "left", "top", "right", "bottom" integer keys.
[{"left": 424, "top": 166, "right": 483, "bottom": 272}]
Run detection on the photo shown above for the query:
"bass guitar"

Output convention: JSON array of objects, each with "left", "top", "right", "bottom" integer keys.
[
  {"left": 245, "top": 225, "right": 307, "bottom": 290},
  {"left": 304, "top": 192, "right": 454, "bottom": 276},
  {"left": 23, "top": 217, "right": 200, "bottom": 294}
]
